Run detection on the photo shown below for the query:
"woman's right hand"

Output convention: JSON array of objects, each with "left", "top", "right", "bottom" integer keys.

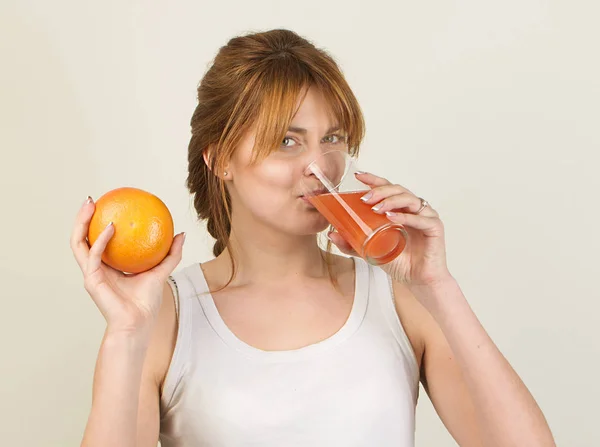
[{"left": 70, "top": 196, "right": 185, "bottom": 336}]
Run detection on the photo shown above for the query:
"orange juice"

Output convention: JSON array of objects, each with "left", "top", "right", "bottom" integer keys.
[{"left": 308, "top": 191, "right": 407, "bottom": 264}]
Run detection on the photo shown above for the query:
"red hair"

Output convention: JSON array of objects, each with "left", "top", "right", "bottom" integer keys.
[{"left": 186, "top": 29, "right": 365, "bottom": 283}]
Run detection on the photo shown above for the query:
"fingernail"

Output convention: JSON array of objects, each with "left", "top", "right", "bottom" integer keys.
[
  {"left": 182, "top": 232, "right": 186, "bottom": 243},
  {"left": 360, "top": 192, "right": 373, "bottom": 202},
  {"left": 106, "top": 221, "right": 113, "bottom": 229},
  {"left": 355, "top": 171, "right": 367, "bottom": 175},
  {"left": 84, "top": 196, "right": 92, "bottom": 206},
  {"left": 385, "top": 211, "right": 398, "bottom": 218},
  {"left": 371, "top": 204, "right": 382, "bottom": 212},
  {"left": 326, "top": 231, "right": 333, "bottom": 241}
]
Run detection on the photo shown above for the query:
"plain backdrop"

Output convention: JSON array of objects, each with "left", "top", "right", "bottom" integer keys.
[{"left": 1, "top": 0, "right": 599, "bottom": 445}]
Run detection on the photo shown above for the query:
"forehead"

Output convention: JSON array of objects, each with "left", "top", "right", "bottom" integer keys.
[{"left": 289, "top": 86, "right": 339, "bottom": 129}]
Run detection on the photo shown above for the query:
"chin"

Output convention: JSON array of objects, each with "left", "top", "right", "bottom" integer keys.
[
  {"left": 298, "top": 214, "right": 330, "bottom": 235},
  {"left": 255, "top": 200, "right": 330, "bottom": 235},
  {"left": 270, "top": 212, "right": 329, "bottom": 236}
]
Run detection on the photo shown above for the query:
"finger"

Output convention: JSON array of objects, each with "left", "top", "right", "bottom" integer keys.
[
  {"left": 70, "top": 196, "right": 95, "bottom": 270},
  {"left": 354, "top": 171, "right": 417, "bottom": 194},
  {"left": 353, "top": 171, "right": 392, "bottom": 188},
  {"left": 327, "top": 231, "right": 358, "bottom": 257},
  {"left": 385, "top": 212, "right": 444, "bottom": 237},
  {"left": 358, "top": 184, "right": 412, "bottom": 206},
  {"left": 370, "top": 192, "right": 422, "bottom": 214},
  {"left": 86, "top": 222, "right": 115, "bottom": 274},
  {"left": 152, "top": 232, "right": 186, "bottom": 278}
]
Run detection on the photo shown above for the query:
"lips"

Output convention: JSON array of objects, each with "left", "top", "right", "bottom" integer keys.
[{"left": 300, "top": 188, "right": 327, "bottom": 198}]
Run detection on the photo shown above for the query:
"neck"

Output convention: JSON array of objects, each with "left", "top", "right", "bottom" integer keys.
[{"left": 214, "top": 216, "right": 328, "bottom": 286}]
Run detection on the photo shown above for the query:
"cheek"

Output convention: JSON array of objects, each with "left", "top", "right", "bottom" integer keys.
[
  {"left": 256, "top": 161, "right": 299, "bottom": 189},
  {"left": 234, "top": 160, "right": 301, "bottom": 211},
  {"left": 231, "top": 159, "right": 328, "bottom": 233}
]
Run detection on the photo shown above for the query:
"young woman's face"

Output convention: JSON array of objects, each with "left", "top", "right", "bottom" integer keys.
[{"left": 226, "top": 86, "right": 350, "bottom": 236}]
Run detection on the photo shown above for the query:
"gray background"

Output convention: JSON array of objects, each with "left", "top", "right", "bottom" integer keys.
[{"left": 1, "top": 0, "right": 598, "bottom": 445}]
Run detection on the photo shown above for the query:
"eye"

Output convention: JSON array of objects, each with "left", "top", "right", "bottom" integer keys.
[
  {"left": 281, "top": 136, "right": 298, "bottom": 149},
  {"left": 323, "top": 134, "right": 348, "bottom": 145}
]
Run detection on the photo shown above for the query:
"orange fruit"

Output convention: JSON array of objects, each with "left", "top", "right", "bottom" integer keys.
[{"left": 87, "top": 187, "right": 174, "bottom": 274}]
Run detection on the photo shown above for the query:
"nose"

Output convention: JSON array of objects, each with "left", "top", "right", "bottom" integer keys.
[
  {"left": 300, "top": 141, "right": 323, "bottom": 167},
  {"left": 299, "top": 142, "right": 321, "bottom": 182},
  {"left": 302, "top": 149, "right": 346, "bottom": 189}
]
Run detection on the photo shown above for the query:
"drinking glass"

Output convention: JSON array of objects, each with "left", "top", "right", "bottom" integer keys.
[{"left": 301, "top": 150, "right": 408, "bottom": 265}]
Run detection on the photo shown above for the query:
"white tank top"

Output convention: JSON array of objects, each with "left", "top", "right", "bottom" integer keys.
[{"left": 159, "top": 257, "right": 420, "bottom": 447}]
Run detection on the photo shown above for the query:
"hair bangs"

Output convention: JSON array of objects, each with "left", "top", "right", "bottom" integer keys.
[
  {"left": 247, "top": 54, "right": 365, "bottom": 163},
  {"left": 312, "top": 77, "right": 364, "bottom": 157},
  {"left": 250, "top": 59, "right": 312, "bottom": 163}
]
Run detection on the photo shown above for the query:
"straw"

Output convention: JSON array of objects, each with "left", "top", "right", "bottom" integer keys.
[{"left": 309, "top": 163, "right": 373, "bottom": 236}]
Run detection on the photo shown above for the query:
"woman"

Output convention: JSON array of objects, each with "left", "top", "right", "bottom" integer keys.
[{"left": 72, "top": 29, "right": 555, "bottom": 446}]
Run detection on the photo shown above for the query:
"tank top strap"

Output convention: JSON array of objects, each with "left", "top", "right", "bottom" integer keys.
[
  {"left": 366, "top": 263, "right": 420, "bottom": 395},
  {"left": 160, "top": 265, "right": 200, "bottom": 412}
]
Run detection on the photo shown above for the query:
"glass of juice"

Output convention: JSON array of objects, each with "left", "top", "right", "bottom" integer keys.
[{"left": 301, "top": 150, "right": 408, "bottom": 265}]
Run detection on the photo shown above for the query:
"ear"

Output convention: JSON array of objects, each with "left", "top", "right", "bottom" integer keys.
[
  {"left": 203, "top": 146, "right": 231, "bottom": 181},
  {"left": 202, "top": 149, "right": 212, "bottom": 171}
]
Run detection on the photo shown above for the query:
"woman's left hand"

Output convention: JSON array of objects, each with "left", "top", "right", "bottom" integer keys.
[{"left": 327, "top": 172, "right": 453, "bottom": 288}]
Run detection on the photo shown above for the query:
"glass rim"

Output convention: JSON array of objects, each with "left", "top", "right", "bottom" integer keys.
[{"left": 303, "top": 149, "right": 358, "bottom": 191}]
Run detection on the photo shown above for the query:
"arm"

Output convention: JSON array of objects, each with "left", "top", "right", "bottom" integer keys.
[
  {"left": 329, "top": 172, "right": 555, "bottom": 444},
  {"left": 401, "top": 279, "right": 556, "bottom": 446},
  {"left": 81, "top": 329, "right": 152, "bottom": 447},
  {"left": 70, "top": 197, "right": 184, "bottom": 447},
  {"left": 81, "top": 282, "right": 177, "bottom": 447}
]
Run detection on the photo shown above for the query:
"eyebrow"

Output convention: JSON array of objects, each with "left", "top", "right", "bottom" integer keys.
[{"left": 287, "top": 125, "right": 341, "bottom": 135}]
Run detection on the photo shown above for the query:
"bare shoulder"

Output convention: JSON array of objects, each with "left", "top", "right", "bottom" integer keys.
[
  {"left": 333, "top": 253, "right": 355, "bottom": 277},
  {"left": 143, "top": 281, "right": 178, "bottom": 396},
  {"left": 329, "top": 254, "right": 356, "bottom": 294},
  {"left": 390, "top": 280, "right": 434, "bottom": 371}
]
